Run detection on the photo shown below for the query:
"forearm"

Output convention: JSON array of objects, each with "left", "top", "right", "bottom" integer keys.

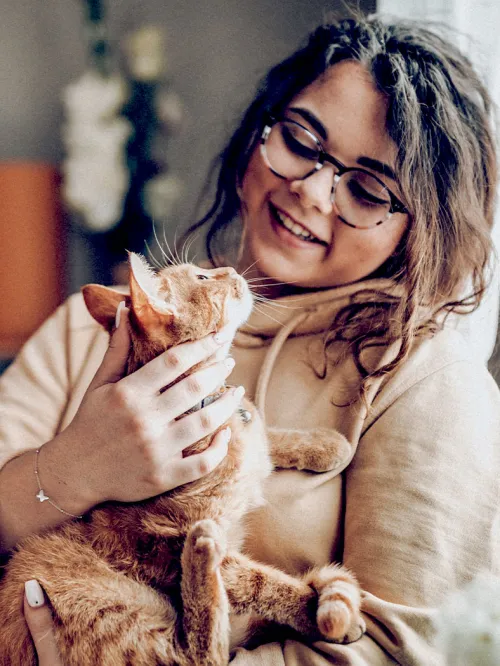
[{"left": 0, "top": 430, "right": 94, "bottom": 553}]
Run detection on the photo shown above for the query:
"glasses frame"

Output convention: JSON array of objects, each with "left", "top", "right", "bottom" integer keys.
[{"left": 260, "top": 116, "right": 409, "bottom": 229}]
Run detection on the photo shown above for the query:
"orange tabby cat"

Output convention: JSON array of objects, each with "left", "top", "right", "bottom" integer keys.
[{"left": 0, "top": 253, "right": 364, "bottom": 666}]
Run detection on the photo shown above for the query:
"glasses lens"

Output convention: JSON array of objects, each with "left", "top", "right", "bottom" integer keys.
[
  {"left": 335, "top": 171, "right": 392, "bottom": 228},
  {"left": 263, "top": 121, "right": 320, "bottom": 180}
]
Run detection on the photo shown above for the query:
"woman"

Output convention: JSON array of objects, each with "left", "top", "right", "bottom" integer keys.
[{"left": 3, "top": 15, "right": 500, "bottom": 665}]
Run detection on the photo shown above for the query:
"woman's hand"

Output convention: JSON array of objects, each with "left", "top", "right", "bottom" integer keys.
[
  {"left": 41, "top": 305, "right": 243, "bottom": 514},
  {"left": 24, "top": 580, "right": 64, "bottom": 666}
]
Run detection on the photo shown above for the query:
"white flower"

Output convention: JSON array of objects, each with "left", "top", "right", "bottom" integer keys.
[
  {"left": 156, "top": 90, "right": 184, "bottom": 131},
  {"left": 62, "top": 70, "right": 133, "bottom": 231},
  {"left": 62, "top": 154, "right": 130, "bottom": 232},
  {"left": 144, "top": 173, "right": 183, "bottom": 221},
  {"left": 62, "top": 71, "right": 129, "bottom": 120},
  {"left": 62, "top": 117, "right": 133, "bottom": 155},
  {"left": 434, "top": 574, "right": 500, "bottom": 666},
  {"left": 124, "top": 26, "right": 165, "bottom": 82}
]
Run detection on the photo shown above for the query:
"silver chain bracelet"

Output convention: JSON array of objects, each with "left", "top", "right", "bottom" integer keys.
[{"left": 34, "top": 448, "right": 83, "bottom": 519}]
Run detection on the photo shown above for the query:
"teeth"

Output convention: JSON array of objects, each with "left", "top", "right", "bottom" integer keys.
[{"left": 275, "top": 210, "right": 316, "bottom": 242}]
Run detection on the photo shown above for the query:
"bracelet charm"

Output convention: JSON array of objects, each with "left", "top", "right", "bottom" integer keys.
[{"left": 34, "top": 448, "right": 83, "bottom": 519}]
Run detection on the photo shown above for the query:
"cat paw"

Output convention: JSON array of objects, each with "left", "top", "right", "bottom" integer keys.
[
  {"left": 187, "top": 519, "right": 226, "bottom": 572},
  {"left": 304, "top": 564, "right": 365, "bottom": 643},
  {"left": 317, "top": 605, "right": 366, "bottom": 644},
  {"left": 305, "top": 431, "right": 352, "bottom": 473}
]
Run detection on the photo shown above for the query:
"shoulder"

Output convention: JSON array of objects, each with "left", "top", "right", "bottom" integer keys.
[{"left": 365, "top": 324, "right": 499, "bottom": 432}]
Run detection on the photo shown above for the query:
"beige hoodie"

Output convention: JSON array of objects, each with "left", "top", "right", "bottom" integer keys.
[{"left": 0, "top": 277, "right": 499, "bottom": 665}]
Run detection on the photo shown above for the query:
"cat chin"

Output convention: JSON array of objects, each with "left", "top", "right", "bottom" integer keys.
[{"left": 231, "top": 289, "right": 254, "bottom": 328}]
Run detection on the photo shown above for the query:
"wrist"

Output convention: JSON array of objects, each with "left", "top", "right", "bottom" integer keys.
[{"left": 37, "top": 428, "right": 98, "bottom": 517}]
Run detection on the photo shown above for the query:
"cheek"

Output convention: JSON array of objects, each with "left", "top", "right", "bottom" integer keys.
[
  {"left": 241, "top": 151, "right": 275, "bottom": 213},
  {"left": 335, "top": 222, "right": 406, "bottom": 271}
]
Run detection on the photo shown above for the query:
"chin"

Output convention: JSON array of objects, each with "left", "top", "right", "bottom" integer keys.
[
  {"left": 254, "top": 251, "right": 313, "bottom": 289},
  {"left": 228, "top": 279, "right": 254, "bottom": 330},
  {"left": 238, "top": 288, "right": 254, "bottom": 323}
]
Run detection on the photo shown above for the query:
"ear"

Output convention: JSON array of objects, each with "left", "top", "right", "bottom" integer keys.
[
  {"left": 82, "top": 284, "right": 130, "bottom": 332},
  {"left": 128, "top": 252, "right": 177, "bottom": 328}
]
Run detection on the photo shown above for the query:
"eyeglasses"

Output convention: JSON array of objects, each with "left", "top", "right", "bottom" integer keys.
[{"left": 260, "top": 117, "right": 408, "bottom": 230}]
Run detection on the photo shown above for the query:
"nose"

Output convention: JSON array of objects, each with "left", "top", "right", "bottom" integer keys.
[
  {"left": 215, "top": 266, "right": 238, "bottom": 278},
  {"left": 289, "top": 165, "right": 334, "bottom": 216}
]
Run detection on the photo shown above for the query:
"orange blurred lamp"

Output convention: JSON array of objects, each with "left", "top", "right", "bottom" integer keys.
[{"left": 0, "top": 162, "right": 66, "bottom": 358}]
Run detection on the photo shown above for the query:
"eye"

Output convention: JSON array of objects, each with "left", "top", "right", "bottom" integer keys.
[{"left": 197, "top": 274, "right": 209, "bottom": 280}]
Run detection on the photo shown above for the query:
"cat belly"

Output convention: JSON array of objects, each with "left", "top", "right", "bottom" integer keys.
[{"left": 229, "top": 613, "right": 254, "bottom": 652}]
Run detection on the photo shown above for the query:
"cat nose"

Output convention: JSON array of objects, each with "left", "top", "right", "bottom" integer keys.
[{"left": 220, "top": 267, "right": 237, "bottom": 278}]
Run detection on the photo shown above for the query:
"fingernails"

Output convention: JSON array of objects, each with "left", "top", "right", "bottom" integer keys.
[
  {"left": 224, "top": 357, "right": 235, "bottom": 371},
  {"left": 115, "top": 301, "right": 126, "bottom": 329},
  {"left": 25, "top": 580, "right": 45, "bottom": 608},
  {"left": 214, "top": 327, "right": 234, "bottom": 345},
  {"left": 233, "top": 386, "right": 245, "bottom": 401}
]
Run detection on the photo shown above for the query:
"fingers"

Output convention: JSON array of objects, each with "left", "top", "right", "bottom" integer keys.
[
  {"left": 166, "top": 426, "right": 232, "bottom": 488},
  {"left": 89, "top": 302, "right": 131, "bottom": 390},
  {"left": 169, "top": 386, "right": 245, "bottom": 451},
  {"left": 159, "top": 357, "right": 236, "bottom": 420},
  {"left": 23, "top": 580, "right": 64, "bottom": 666},
  {"left": 124, "top": 326, "right": 234, "bottom": 394}
]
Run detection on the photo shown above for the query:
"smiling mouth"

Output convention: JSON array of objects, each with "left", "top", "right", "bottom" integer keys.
[{"left": 269, "top": 204, "right": 328, "bottom": 246}]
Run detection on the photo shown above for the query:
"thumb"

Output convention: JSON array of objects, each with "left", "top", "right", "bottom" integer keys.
[
  {"left": 88, "top": 302, "right": 131, "bottom": 391},
  {"left": 23, "top": 580, "right": 64, "bottom": 666}
]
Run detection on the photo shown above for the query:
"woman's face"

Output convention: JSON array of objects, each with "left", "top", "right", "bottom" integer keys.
[{"left": 239, "top": 60, "right": 409, "bottom": 292}]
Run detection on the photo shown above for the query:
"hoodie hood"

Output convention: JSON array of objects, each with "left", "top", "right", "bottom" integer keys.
[
  {"left": 234, "top": 276, "right": 402, "bottom": 416},
  {"left": 237, "top": 277, "right": 402, "bottom": 341}
]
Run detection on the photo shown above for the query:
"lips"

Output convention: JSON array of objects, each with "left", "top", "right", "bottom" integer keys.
[{"left": 269, "top": 203, "right": 328, "bottom": 246}]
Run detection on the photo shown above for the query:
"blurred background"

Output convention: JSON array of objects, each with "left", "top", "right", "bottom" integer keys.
[{"left": 0, "top": 0, "right": 499, "bottom": 382}]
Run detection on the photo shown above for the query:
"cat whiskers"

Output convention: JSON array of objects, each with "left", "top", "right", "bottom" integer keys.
[
  {"left": 146, "top": 221, "right": 172, "bottom": 268},
  {"left": 147, "top": 220, "right": 179, "bottom": 268},
  {"left": 178, "top": 230, "right": 201, "bottom": 265},
  {"left": 251, "top": 303, "right": 287, "bottom": 327},
  {"left": 250, "top": 293, "right": 305, "bottom": 313},
  {"left": 239, "top": 259, "right": 260, "bottom": 278},
  {"left": 144, "top": 239, "right": 165, "bottom": 271},
  {"left": 156, "top": 223, "right": 183, "bottom": 268},
  {"left": 172, "top": 227, "right": 184, "bottom": 266},
  {"left": 245, "top": 280, "right": 305, "bottom": 310}
]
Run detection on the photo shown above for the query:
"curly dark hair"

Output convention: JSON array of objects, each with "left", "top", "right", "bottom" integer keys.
[{"left": 184, "top": 16, "right": 497, "bottom": 397}]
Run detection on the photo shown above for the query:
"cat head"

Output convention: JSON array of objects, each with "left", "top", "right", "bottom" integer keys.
[{"left": 82, "top": 253, "right": 253, "bottom": 354}]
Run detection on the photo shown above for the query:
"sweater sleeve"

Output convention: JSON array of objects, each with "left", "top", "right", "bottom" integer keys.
[
  {"left": 231, "top": 359, "right": 500, "bottom": 665},
  {"left": 0, "top": 300, "right": 73, "bottom": 468}
]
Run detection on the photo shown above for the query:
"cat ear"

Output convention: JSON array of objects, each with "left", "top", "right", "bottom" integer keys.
[
  {"left": 128, "top": 252, "right": 177, "bottom": 324},
  {"left": 82, "top": 284, "right": 130, "bottom": 332}
]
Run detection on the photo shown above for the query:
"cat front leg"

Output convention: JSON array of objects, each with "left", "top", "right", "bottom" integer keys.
[
  {"left": 221, "top": 551, "right": 365, "bottom": 644},
  {"left": 267, "top": 426, "right": 353, "bottom": 473},
  {"left": 180, "top": 519, "right": 230, "bottom": 666}
]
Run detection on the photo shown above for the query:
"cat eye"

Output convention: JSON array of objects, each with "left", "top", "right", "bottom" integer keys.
[{"left": 197, "top": 274, "right": 209, "bottom": 280}]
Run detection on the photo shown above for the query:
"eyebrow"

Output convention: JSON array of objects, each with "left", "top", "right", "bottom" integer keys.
[
  {"left": 288, "top": 107, "right": 327, "bottom": 141},
  {"left": 287, "top": 106, "right": 397, "bottom": 181},
  {"left": 356, "top": 157, "right": 396, "bottom": 181}
]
